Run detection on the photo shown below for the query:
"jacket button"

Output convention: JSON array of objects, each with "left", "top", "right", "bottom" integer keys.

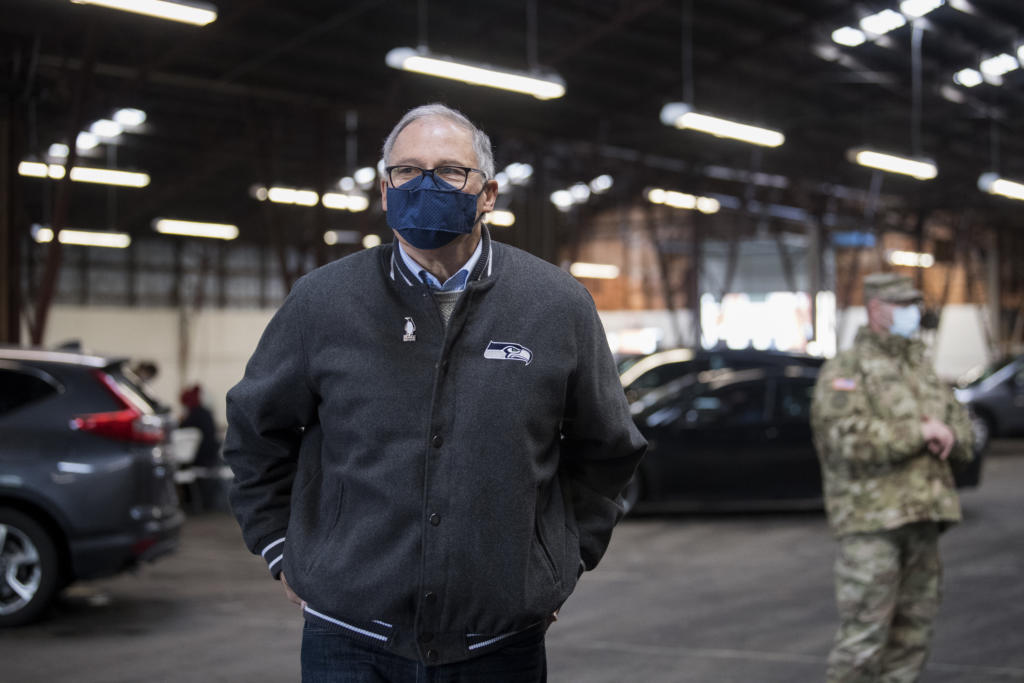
[
  {"left": 423, "top": 591, "right": 437, "bottom": 605},
  {"left": 431, "top": 434, "right": 443, "bottom": 448},
  {"left": 419, "top": 632, "right": 433, "bottom": 644},
  {"left": 426, "top": 649, "right": 438, "bottom": 662},
  {"left": 429, "top": 513, "right": 441, "bottom": 526}
]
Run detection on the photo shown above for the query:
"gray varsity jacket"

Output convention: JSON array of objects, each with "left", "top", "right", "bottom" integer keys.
[{"left": 224, "top": 229, "right": 646, "bottom": 665}]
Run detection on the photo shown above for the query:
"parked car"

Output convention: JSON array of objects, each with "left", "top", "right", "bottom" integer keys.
[
  {"left": 620, "top": 347, "right": 823, "bottom": 403},
  {"left": 622, "top": 355, "right": 983, "bottom": 513},
  {"left": 0, "top": 346, "right": 184, "bottom": 626},
  {"left": 955, "top": 354, "right": 1024, "bottom": 452}
]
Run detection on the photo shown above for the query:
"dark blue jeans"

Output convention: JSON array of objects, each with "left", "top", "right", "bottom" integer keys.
[{"left": 301, "top": 622, "right": 547, "bottom": 683}]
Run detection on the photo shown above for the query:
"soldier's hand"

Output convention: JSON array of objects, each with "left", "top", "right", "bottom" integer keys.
[
  {"left": 921, "top": 417, "right": 955, "bottom": 461},
  {"left": 280, "top": 571, "right": 306, "bottom": 608}
]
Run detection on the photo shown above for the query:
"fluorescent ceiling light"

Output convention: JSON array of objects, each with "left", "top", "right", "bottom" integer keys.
[
  {"left": 486, "top": 210, "right": 516, "bottom": 227},
  {"left": 504, "top": 163, "right": 533, "bottom": 185},
  {"left": 953, "top": 68, "right": 983, "bottom": 87},
  {"left": 89, "top": 119, "right": 123, "bottom": 139},
  {"left": 322, "top": 192, "right": 369, "bottom": 212},
  {"left": 48, "top": 143, "right": 70, "bottom": 159},
  {"left": 1018, "top": 45, "right": 1024, "bottom": 64},
  {"left": 589, "top": 175, "right": 613, "bottom": 194},
  {"left": 69, "top": 166, "right": 150, "bottom": 187},
  {"left": 362, "top": 234, "right": 382, "bottom": 249},
  {"left": 831, "top": 26, "right": 866, "bottom": 47},
  {"left": 660, "top": 103, "right": 784, "bottom": 147},
  {"left": 887, "top": 249, "right": 935, "bottom": 268},
  {"left": 18, "top": 161, "right": 66, "bottom": 179},
  {"left": 353, "top": 167, "right": 376, "bottom": 186},
  {"left": 860, "top": 9, "right": 906, "bottom": 36},
  {"left": 70, "top": 0, "right": 218, "bottom": 26},
  {"left": 154, "top": 218, "right": 238, "bottom": 240},
  {"left": 646, "top": 188, "right": 721, "bottom": 214},
  {"left": 900, "top": 0, "right": 944, "bottom": 18},
  {"left": 978, "top": 172, "right": 1024, "bottom": 201},
  {"left": 979, "top": 53, "right": 1019, "bottom": 78},
  {"left": 266, "top": 187, "right": 319, "bottom": 206},
  {"left": 33, "top": 226, "right": 131, "bottom": 248},
  {"left": 19, "top": 161, "right": 150, "bottom": 187},
  {"left": 848, "top": 149, "right": 937, "bottom": 179},
  {"left": 385, "top": 47, "right": 565, "bottom": 100},
  {"left": 114, "top": 108, "right": 147, "bottom": 127},
  {"left": 569, "top": 183, "right": 591, "bottom": 203},
  {"left": 550, "top": 190, "right": 574, "bottom": 211},
  {"left": 76, "top": 132, "right": 100, "bottom": 150},
  {"left": 569, "top": 262, "right": 620, "bottom": 280}
]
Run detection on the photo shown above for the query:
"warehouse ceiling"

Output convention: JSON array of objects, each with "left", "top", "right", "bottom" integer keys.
[{"left": 4, "top": 0, "right": 1024, "bottom": 252}]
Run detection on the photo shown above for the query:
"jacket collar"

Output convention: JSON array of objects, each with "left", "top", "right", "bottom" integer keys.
[{"left": 388, "top": 226, "right": 494, "bottom": 287}]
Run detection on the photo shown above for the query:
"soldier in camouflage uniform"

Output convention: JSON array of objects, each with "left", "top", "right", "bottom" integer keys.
[{"left": 810, "top": 272, "right": 974, "bottom": 683}]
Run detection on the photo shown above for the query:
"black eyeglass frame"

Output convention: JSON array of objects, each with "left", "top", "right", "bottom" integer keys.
[{"left": 384, "top": 165, "right": 488, "bottom": 192}]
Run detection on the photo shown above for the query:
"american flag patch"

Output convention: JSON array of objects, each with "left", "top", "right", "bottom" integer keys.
[{"left": 832, "top": 377, "right": 857, "bottom": 391}]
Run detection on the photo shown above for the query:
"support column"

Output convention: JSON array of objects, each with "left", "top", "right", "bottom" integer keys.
[
  {"left": 0, "top": 105, "right": 18, "bottom": 343},
  {"left": 987, "top": 228, "right": 1000, "bottom": 353}
]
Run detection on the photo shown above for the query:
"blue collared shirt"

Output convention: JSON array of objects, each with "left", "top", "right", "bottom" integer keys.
[{"left": 396, "top": 238, "right": 482, "bottom": 292}]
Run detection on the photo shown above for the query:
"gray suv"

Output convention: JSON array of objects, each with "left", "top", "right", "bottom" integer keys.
[{"left": 0, "top": 346, "right": 184, "bottom": 626}]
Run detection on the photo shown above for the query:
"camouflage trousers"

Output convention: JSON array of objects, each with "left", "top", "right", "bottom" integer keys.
[{"left": 826, "top": 522, "right": 941, "bottom": 683}]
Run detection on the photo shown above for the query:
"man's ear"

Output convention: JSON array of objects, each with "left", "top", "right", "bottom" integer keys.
[
  {"left": 380, "top": 179, "right": 389, "bottom": 211},
  {"left": 481, "top": 179, "right": 498, "bottom": 211}
]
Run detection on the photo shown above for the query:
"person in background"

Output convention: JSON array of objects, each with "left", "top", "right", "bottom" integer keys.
[
  {"left": 224, "top": 103, "right": 646, "bottom": 682},
  {"left": 179, "top": 384, "right": 221, "bottom": 470},
  {"left": 811, "top": 272, "right": 974, "bottom": 682}
]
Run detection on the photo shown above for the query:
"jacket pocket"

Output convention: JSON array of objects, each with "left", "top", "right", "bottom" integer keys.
[{"left": 534, "top": 515, "right": 561, "bottom": 588}]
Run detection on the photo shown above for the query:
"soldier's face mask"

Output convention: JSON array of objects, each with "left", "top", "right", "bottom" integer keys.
[{"left": 889, "top": 304, "right": 921, "bottom": 338}]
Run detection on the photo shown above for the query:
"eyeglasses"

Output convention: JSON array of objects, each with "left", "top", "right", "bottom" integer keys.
[{"left": 385, "top": 165, "right": 486, "bottom": 192}]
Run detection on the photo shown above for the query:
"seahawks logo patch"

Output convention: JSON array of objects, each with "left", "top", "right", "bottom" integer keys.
[{"left": 484, "top": 341, "right": 533, "bottom": 365}]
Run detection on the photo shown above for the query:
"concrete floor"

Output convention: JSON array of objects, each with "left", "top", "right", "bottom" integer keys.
[{"left": 5, "top": 441, "right": 1024, "bottom": 682}]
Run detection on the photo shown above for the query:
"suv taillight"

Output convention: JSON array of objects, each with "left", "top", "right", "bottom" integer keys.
[{"left": 71, "top": 370, "right": 165, "bottom": 444}]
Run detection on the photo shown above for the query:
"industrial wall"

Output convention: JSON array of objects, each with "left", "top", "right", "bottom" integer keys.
[{"left": 28, "top": 303, "right": 992, "bottom": 430}]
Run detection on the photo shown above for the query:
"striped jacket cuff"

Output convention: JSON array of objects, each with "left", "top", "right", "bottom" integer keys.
[{"left": 259, "top": 536, "right": 286, "bottom": 578}]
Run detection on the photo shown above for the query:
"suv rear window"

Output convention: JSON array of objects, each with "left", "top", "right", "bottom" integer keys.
[
  {"left": 0, "top": 367, "right": 61, "bottom": 416},
  {"left": 109, "top": 366, "right": 169, "bottom": 416}
]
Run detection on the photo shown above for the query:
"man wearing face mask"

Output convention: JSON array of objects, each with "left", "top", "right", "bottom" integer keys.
[
  {"left": 811, "top": 272, "right": 974, "bottom": 683},
  {"left": 224, "top": 103, "right": 646, "bottom": 681}
]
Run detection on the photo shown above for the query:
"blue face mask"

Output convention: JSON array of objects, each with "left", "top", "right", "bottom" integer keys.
[
  {"left": 889, "top": 304, "right": 921, "bottom": 338},
  {"left": 386, "top": 174, "right": 481, "bottom": 250}
]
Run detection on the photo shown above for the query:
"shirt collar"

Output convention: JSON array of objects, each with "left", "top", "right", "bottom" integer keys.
[{"left": 396, "top": 237, "right": 483, "bottom": 292}]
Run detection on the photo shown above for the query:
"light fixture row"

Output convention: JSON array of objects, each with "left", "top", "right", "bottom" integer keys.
[
  {"left": 953, "top": 49, "right": 1023, "bottom": 89},
  {"left": 831, "top": 0, "right": 947, "bottom": 48},
  {"left": 550, "top": 175, "right": 614, "bottom": 211},
  {"left": 824, "top": 1, "right": 1023, "bottom": 95}
]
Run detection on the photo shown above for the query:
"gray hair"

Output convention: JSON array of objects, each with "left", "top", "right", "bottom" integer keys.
[{"left": 381, "top": 103, "right": 494, "bottom": 179}]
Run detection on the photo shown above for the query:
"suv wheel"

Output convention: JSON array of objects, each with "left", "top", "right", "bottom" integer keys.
[{"left": 0, "top": 509, "right": 59, "bottom": 627}]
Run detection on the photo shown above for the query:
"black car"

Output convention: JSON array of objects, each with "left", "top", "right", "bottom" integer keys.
[
  {"left": 955, "top": 354, "right": 1024, "bottom": 452},
  {"left": 622, "top": 355, "right": 982, "bottom": 513},
  {"left": 619, "top": 347, "right": 824, "bottom": 403},
  {"left": 0, "top": 347, "right": 184, "bottom": 626}
]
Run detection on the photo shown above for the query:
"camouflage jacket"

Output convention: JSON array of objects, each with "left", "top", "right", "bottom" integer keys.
[{"left": 810, "top": 327, "right": 973, "bottom": 537}]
